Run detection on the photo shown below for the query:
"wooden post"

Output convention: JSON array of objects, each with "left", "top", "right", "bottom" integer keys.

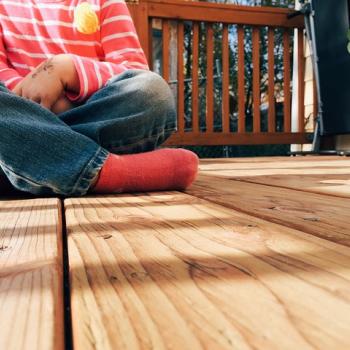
[{"left": 127, "top": 1, "right": 151, "bottom": 64}]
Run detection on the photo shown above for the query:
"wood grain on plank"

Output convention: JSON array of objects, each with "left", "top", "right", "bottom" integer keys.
[
  {"left": 199, "top": 156, "right": 345, "bottom": 164},
  {"left": 188, "top": 174, "right": 350, "bottom": 246},
  {"left": 199, "top": 157, "right": 350, "bottom": 198},
  {"left": 199, "top": 156, "right": 350, "bottom": 169},
  {"left": 0, "top": 198, "right": 64, "bottom": 350},
  {"left": 66, "top": 194, "right": 350, "bottom": 350}
]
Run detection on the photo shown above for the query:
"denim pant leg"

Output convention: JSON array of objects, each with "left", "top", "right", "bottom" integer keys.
[
  {"left": 58, "top": 70, "right": 177, "bottom": 154},
  {"left": 0, "top": 70, "right": 176, "bottom": 196},
  {"left": 0, "top": 84, "right": 109, "bottom": 196}
]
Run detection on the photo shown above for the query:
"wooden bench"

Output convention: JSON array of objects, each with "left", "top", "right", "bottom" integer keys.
[{"left": 3, "top": 156, "right": 350, "bottom": 349}]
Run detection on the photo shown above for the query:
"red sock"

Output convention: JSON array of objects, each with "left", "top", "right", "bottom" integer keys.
[{"left": 91, "top": 148, "right": 199, "bottom": 193}]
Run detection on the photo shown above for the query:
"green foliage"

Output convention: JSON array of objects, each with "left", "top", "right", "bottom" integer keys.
[{"left": 347, "top": 29, "right": 350, "bottom": 53}]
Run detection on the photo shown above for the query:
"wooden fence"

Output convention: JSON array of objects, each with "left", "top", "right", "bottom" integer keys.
[{"left": 128, "top": 0, "right": 313, "bottom": 146}]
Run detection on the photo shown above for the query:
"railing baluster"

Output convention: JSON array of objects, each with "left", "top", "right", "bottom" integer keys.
[
  {"left": 177, "top": 21, "right": 185, "bottom": 134},
  {"left": 206, "top": 23, "right": 214, "bottom": 133},
  {"left": 252, "top": 27, "right": 260, "bottom": 133},
  {"left": 283, "top": 29, "right": 291, "bottom": 132},
  {"left": 148, "top": 18, "right": 153, "bottom": 69},
  {"left": 222, "top": 24, "right": 230, "bottom": 133},
  {"left": 298, "top": 28, "right": 305, "bottom": 132},
  {"left": 268, "top": 27, "right": 275, "bottom": 133},
  {"left": 162, "top": 19, "right": 170, "bottom": 82},
  {"left": 237, "top": 25, "right": 245, "bottom": 133},
  {"left": 192, "top": 22, "right": 199, "bottom": 133}
]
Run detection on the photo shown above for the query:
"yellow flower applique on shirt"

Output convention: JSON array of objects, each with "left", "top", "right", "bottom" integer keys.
[{"left": 74, "top": 2, "right": 99, "bottom": 35}]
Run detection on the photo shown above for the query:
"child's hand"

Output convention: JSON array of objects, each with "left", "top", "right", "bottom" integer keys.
[
  {"left": 51, "top": 95, "right": 77, "bottom": 115},
  {"left": 13, "top": 54, "right": 79, "bottom": 112},
  {"left": 13, "top": 58, "right": 65, "bottom": 110}
]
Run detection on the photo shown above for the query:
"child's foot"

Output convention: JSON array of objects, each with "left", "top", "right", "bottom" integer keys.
[{"left": 90, "top": 148, "right": 199, "bottom": 193}]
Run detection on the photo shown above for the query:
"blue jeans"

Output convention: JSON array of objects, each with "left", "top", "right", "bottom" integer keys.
[{"left": 0, "top": 70, "right": 177, "bottom": 196}]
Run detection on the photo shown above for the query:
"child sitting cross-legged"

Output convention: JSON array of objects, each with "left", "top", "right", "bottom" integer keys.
[{"left": 0, "top": 0, "right": 198, "bottom": 196}]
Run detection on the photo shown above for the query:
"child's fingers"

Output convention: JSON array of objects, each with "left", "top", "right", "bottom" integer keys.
[
  {"left": 51, "top": 96, "right": 75, "bottom": 114},
  {"left": 31, "top": 95, "right": 41, "bottom": 104},
  {"left": 40, "top": 96, "right": 55, "bottom": 111},
  {"left": 12, "top": 84, "right": 22, "bottom": 96}
]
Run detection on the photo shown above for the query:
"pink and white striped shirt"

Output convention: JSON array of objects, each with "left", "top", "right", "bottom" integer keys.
[{"left": 0, "top": 0, "right": 149, "bottom": 101}]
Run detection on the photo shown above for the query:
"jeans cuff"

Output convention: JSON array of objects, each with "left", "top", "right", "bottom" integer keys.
[{"left": 69, "top": 147, "right": 109, "bottom": 196}]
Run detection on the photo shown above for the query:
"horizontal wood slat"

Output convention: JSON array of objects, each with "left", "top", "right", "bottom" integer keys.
[
  {"left": 146, "top": 0, "right": 304, "bottom": 27},
  {"left": 164, "top": 132, "right": 312, "bottom": 146}
]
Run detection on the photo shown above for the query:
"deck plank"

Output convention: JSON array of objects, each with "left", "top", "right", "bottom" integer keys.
[
  {"left": 0, "top": 198, "right": 64, "bottom": 350},
  {"left": 188, "top": 174, "right": 350, "bottom": 246},
  {"left": 199, "top": 156, "right": 350, "bottom": 198},
  {"left": 66, "top": 193, "right": 350, "bottom": 350}
]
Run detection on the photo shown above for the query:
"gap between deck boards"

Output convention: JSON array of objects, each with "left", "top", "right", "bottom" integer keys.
[{"left": 60, "top": 199, "right": 73, "bottom": 350}]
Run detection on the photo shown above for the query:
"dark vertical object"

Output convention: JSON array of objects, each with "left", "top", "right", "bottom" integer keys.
[{"left": 310, "top": 0, "right": 350, "bottom": 135}]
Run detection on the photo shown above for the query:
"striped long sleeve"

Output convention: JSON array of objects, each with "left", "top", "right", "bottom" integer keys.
[
  {"left": 0, "top": 0, "right": 149, "bottom": 102},
  {"left": 0, "top": 27, "right": 23, "bottom": 90},
  {"left": 68, "top": 0, "right": 149, "bottom": 101}
]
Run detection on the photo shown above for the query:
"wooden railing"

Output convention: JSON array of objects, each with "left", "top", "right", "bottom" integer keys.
[{"left": 128, "top": 0, "right": 313, "bottom": 146}]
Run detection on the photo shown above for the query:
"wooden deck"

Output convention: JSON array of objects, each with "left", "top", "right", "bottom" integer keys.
[{"left": 1, "top": 155, "right": 350, "bottom": 350}]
